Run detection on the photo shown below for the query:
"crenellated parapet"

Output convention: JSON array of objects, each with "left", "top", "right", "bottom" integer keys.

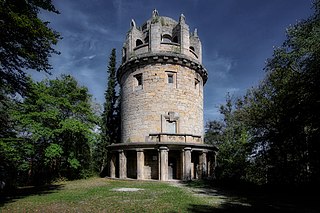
[{"left": 122, "top": 9, "right": 202, "bottom": 64}]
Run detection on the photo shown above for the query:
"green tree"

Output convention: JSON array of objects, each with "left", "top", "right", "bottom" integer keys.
[
  {"left": 205, "top": 94, "right": 251, "bottom": 184},
  {"left": 0, "top": 0, "right": 60, "bottom": 94},
  {"left": 226, "top": 0, "right": 320, "bottom": 186},
  {"left": 0, "top": 1, "right": 60, "bottom": 178},
  {"left": 3, "top": 75, "right": 98, "bottom": 185},
  {"left": 95, "top": 48, "right": 119, "bottom": 176}
]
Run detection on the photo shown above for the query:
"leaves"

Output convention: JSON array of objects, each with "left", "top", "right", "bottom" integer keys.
[
  {"left": 45, "top": 143, "right": 63, "bottom": 166},
  {"left": 206, "top": 0, "right": 320, "bottom": 186},
  {"left": 0, "top": 0, "right": 61, "bottom": 95},
  {"left": 95, "top": 48, "right": 120, "bottom": 175},
  {"left": 3, "top": 75, "right": 99, "bottom": 185}
]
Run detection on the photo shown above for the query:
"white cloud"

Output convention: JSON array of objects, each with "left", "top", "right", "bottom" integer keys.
[
  {"left": 204, "top": 53, "right": 235, "bottom": 80},
  {"left": 82, "top": 55, "right": 96, "bottom": 60}
]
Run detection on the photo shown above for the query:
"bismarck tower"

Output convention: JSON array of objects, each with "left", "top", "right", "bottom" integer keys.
[{"left": 107, "top": 10, "right": 217, "bottom": 181}]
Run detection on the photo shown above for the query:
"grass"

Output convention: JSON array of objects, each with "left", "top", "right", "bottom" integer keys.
[
  {"left": 1, "top": 178, "right": 319, "bottom": 212},
  {"left": 0, "top": 178, "right": 220, "bottom": 212}
]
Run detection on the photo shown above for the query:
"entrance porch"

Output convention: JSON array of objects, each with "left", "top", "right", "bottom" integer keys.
[{"left": 107, "top": 142, "right": 218, "bottom": 181}]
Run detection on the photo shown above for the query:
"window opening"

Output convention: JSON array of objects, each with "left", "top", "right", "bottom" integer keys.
[
  {"left": 144, "top": 33, "right": 149, "bottom": 43},
  {"left": 168, "top": 74, "right": 174, "bottom": 84},
  {"left": 162, "top": 34, "right": 172, "bottom": 43},
  {"left": 172, "top": 36, "right": 178, "bottom": 43},
  {"left": 134, "top": 73, "right": 143, "bottom": 87},
  {"left": 136, "top": 39, "right": 143, "bottom": 47},
  {"left": 166, "top": 71, "right": 177, "bottom": 87},
  {"left": 195, "top": 78, "right": 200, "bottom": 89}
]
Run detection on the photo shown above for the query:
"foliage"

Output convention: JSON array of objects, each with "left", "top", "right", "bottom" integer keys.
[
  {"left": 206, "top": 0, "right": 320, "bottom": 187},
  {"left": 244, "top": 0, "right": 320, "bottom": 186},
  {"left": 0, "top": 1, "right": 60, "bottom": 185},
  {"left": 1, "top": 75, "right": 98, "bottom": 185},
  {"left": 95, "top": 48, "right": 120, "bottom": 176},
  {"left": 205, "top": 94, "right": 251, "bottom": 183},
  {"left": 0, "top": 0, "right": 60, "bottom": 94}
]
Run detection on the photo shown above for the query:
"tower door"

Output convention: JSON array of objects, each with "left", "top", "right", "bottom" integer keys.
[{"left": 168, "top": 157, "right": 177, "bottom": 179}]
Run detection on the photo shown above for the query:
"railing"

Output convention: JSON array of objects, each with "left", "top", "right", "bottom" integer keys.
[
  {"left": 148, "top": 133, "right": 202, "bottom": 143},
  {"left": 133, "top": 44, "right": 149, "bottom": 55},
  {"left": 160, "top": 42, "right": 180, "bottom": 53}
]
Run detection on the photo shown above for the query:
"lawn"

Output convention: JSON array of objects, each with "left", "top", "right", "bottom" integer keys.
[
  {"left": 0, "top": 177, "right": 319, "bottom": 212},
  {"left": 0, "top": 177, "right": 221, "bottom": 212}
]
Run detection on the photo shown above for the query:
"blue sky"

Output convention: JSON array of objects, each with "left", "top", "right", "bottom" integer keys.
[{"left": 36, "top": 0, "right": 313, "bottom": 122}]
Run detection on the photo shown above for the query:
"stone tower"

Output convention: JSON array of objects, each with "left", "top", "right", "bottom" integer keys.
[{"left": 108, "top": 10, "right": 217, "bottom": 181}]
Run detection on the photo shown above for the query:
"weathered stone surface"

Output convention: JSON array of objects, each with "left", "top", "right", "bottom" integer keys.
[
  {"left": 119, "top": 150, "right": 127, "bottom": 179},
  {"left": 106, "top": 10, "right": 217, "bottom": 182},
  {"left": 121, "top": 63, "right": 204, "bottom": 143},
  {"left": 119, "top": 10, "right": 206, "bottom": 144},
  {"left": 137, "top": 149, "right": 144, "bottom": 179},
  {"left": 159, "top": 146, "right": 169, "bottom": 181}
]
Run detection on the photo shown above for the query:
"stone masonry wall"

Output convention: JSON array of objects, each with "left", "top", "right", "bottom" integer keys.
[{"left": 120, "top": 63, "right": 204, "bottom": 143}]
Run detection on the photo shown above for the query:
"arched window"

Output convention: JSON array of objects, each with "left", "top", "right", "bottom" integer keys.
[
  {"left": 172, "top": 36, "right": 178, "bottom": 43},
  {"left": 136, "top": 39, "right": 143, "bottom": 47},
  {"left": 189, "top": 46, "right": 195, "bottom": 51},
  {"left": 162, "top": 34, "right": 172, "bottom": 43}
]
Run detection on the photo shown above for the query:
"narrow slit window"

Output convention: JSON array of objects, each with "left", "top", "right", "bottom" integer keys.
[
  {"left": 168, "top": 74, "right": 174, "bottom": 84},
  {"left": 195, "top": 78, "right": 200, "bottom": 89},
  {"left": 134, "top": 73, "right": 143, "bottom": 86},
  {"left": 166, "top": 71, "right": 177, "bottom": 87}
]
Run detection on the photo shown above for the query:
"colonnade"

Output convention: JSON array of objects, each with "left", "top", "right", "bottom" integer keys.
[{"left": 109, "top": 146, "right": 216, "bottom": 181}]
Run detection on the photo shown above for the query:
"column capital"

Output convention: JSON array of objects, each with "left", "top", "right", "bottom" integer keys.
[
  {"left": 159, "top": 146, "right": 168, "bottom": 151},
  {"left": 184, "top": 147, "right": 192, "bottom": 151},
  {"left": 136, "top": 148, "right": 144, "bottom": 152}
]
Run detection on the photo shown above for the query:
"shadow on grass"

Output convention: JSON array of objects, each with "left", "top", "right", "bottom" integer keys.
[
  {"left": 184, "top": 180, "right": 320, "bottom": 213},
  {"left": 187, "top": 203, "right": 277, "bottom": 213},
  {"left": 0, "top": 184, "right": 63, "bottom": 207}
]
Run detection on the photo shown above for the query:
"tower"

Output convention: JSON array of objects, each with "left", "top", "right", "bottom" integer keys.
[{"left": 108, "top": 10, "right": 217, "bottom": 181}]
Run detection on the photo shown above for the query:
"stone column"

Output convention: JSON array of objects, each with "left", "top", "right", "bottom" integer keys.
[
  {"left": 183, "top": 147, "right": 192, "bottom": 180},
  {"left": 150, "top": 21, "right": 161, "bottom": 52},
  {"left": 210, "top": 152, "right": 217, "bottom": 177},
  {"left": 137, "top": 149, "right": 144, "bottom": 180},
  {"left": 110, "top": 153, "right": 116, "bottom": 178},
  {"left": 119, "top": 150, "right": 127, "bottom": 179},
  {"left": 199, "top": 150, "right": 207, "bottom": 179},
  {"left": 179, "top": 14, "right": 190, "bottom": 55},
  {"left": 159, "top": 146, "right": 168, "bottom": 181}
]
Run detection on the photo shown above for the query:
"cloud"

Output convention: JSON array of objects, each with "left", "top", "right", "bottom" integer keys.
[
  {"left": 82, "top": 55, "right": 96, "bottom": 60},
  {"left": 204, "top": 53, "right": 235, "bottom": 80},
  {"left": 204, "top": 86, "right": 241, "bottom": 122}
]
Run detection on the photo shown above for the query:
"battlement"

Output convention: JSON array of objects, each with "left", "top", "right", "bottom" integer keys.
[{"left": 122, "top": 9, "right": 202, "bottom": 64}]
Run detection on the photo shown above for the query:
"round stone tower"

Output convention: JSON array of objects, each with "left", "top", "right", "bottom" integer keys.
[
  {"left": 118, "top": 10, "right": 207, "bottom": 143},
  {"left": 108, "top": 10, "right": 217, "bottom": 181}
]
